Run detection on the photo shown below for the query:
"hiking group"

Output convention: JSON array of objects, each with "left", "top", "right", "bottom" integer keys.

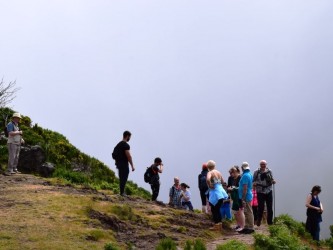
[
  {"left": 111, "top": 130, "right": 324, "bottom": 241},
  {"left": 2, "top": 120, "right": 323, "bottom": 242}
]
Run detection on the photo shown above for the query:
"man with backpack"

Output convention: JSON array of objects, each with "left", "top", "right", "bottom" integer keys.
[
  {"left": 198, "top": 163, "right": 209, "bottom": 213},
  {"left": 112, "top": 131, "right": 135, "bottom": 196},
  {"left": 5, "top": 112, "right": 25, "bottom": 176},
  {"left": 147, "top": 157, "right": 163, "bottom": 201},
  {"left": 253, "top": 160, "right": 276, "bottom": 226}
]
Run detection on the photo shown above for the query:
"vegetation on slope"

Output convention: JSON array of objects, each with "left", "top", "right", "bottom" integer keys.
[{"left": 0, "top": 107, "right": 150, "bottom": 199}]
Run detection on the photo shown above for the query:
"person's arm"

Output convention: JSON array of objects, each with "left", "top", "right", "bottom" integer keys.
[
  {"left": 305, "top": 194, "right": 322, "bottom": 212},
  {"left": 158, "top": 163, "right": 163, "bottom": 173},
  {"left": 125, "top": 150, "right": 135, "bottom": 171},
  {"left": 8, "top": 123, "right": 22, "bottom": 136},
  {"left": 242, "top": 184, "right": 248, "bottom": 202},
  {"left": 270, "top": 170, "right": 276, "bottom": 184}
]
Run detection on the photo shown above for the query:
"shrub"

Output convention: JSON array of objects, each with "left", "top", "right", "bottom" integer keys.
[
  {"left": 110, "top": 204, "right": 137, "bottom": 221},
  {"left": 216, "top": 239, "right": 248, "bottom": 250},
  {"left": 104, "top": 242, "right": 119, "bottom": 250},
  {"left": 155, "top": 238, "right": 177, "bottom": 250},
  {"left": 184, "top": 239, "right": 206, "bottom": 250}
]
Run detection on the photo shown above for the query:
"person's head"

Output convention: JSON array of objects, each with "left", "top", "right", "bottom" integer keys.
[
  {"left": 202, "top": 163, "right": 208, "bottom": 171},
  {"left": 259, "top": 160, "right": 267, "bottom": 170},
  {"left": 206, "top": 160, "right": 216, "bottom": 171},
  {"left": 229, "top": 165, "right": 240, "bottom": 177},
  {"left": 174, "top": 177, "right": 180, "bottom": 185},
  {"left": 241, "top": 162, "right": 250, "bottom": 171},
  {"left": 154, "top": 157, "right": 162, "bottom": 165},
  {"left": 12, "top": 112, "right": 22, "bottom": 123},
  {"left": 311, "top": 185, "right": 321, "bottom": 195},
  {"left": 123, "top": 130, "right": 131, "bottom": 142},
  {"left": 180, "top": 183, "right": 190, "bottom": 190}
]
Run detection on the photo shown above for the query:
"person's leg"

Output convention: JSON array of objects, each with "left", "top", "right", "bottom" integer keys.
[
  {"left": 7, "top": 143, "right": 16, "bottom": 173},
  {"left": 200, "top": 190, "right": 207, "bottom": 212},
  {"left": 117, "top": 162, "right": 129, "bottom": 195},
  {"left": 210, "top": 199, "right": 223, "bottom": 223},
  {"left": 252, "top": 205, "right": 258, "bottom": 224},
  {"left": 256, "top": 193, "right": 265, "bottom": 226},
  {"left": 266, "top": 191, "right": 273, "bottom": 225},
  {"left": 243, "top": 201, "right": 254, "bottom": 230},
  {"left": 151, "top": 183, "right": 160, "bottom": 201},
  {"left": 12, "top": 145, "right": 21, "bottom": 172},
  {"left": 314, "top": 222, "right": 320, "bottom": 241}
]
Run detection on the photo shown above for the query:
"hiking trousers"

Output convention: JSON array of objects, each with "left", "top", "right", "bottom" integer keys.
[
  {"left": 209, "top": 198, "right": 223, "bottom": 223},
  {"left": 257, "top": 191, "right": 273, "bottom": 225},
  {"left": 243, "top": 201, "right": 254, "bottom": 229},
  {"left": 7, "top": 143, "right": 21, "bottom": 173},
  {"left": 150, "top": 182, "right": 160, "bottom": 201},
  {"left": 117, "top": 161, "right": 129, "bottom": 195}
]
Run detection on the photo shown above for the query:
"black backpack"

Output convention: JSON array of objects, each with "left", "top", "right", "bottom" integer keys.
[
  {"left": 144, "top": 166, "right": 152, "bottom": 183},
  {"left": 112, "top": 144, "right": 120, "bottom": 160},
  {"left": 198, "top": 172, "right": 208, "bottom": 191}
]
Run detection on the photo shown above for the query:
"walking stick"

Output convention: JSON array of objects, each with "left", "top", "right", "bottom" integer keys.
[{"left": 273, "top": 184, "right": 276, "bottom": 224}]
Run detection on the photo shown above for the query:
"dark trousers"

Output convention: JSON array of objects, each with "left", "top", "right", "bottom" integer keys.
[
  {"left": 200, "top": 190, "right": 207, "bottom": 206},
  {"left": 257, "top": 191, "right": 273, "bottom": 225},
  {"left": 117, "top": 161, "right": 129, "bottom": 195},
  {"left": 252, "top": 206, "right": 258, "bottom": 222},
  {"left": 209, "top": 199, "right": 224, "bottom": 223},
  {"left": 151, "top": 182, "right": 160, "bottom": 201}
]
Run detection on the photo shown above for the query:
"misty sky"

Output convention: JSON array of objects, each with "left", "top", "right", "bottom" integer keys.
[{"left": 1, "top": 1, "right": 332, "bottom": 238}]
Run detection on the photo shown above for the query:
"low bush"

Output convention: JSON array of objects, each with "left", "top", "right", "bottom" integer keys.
[
  {"left": 215, "top": 239, "right": 248, "bottom": 250},
  {"left": 155, "top": 238, "right": 177, "bottom": 250}
]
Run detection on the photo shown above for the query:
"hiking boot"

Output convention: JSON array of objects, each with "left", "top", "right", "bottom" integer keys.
[
  {"left": 238, "top": 228, "right": 255, "bottom": 234},
  {"left": 14, "top": 170, "right": 21, "bottom": 174}
]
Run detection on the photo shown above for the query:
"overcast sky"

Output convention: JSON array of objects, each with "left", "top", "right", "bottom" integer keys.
[{"left": 1, "top": 0, "right": 332, "bottom": 238}]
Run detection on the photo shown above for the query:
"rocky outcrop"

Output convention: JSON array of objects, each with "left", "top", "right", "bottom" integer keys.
[{"left": 17, "top": 145, "right": 55, "bottom": 177}]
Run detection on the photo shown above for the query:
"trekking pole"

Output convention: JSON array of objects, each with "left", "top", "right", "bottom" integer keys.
[{"left": 273, "top": 184, "right": 276, "bottom": 224}]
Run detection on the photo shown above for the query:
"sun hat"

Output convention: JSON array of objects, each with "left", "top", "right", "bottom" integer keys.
[
  {"left": 241, "top": 162, "right": 250, "bottom": 170},
  {"left": 12, "top": 113, "right": 22, "bottom": 119}
]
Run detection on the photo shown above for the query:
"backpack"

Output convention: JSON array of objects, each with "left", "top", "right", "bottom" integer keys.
[
  {"left": 111, "top": 144, "right": 119, "bottom": 160},
  {"left": 198, "top": 172, "right": 208, "bottom": 191},
  {"left": 144, "top": 166, "right": 152, "bottom": 183}
]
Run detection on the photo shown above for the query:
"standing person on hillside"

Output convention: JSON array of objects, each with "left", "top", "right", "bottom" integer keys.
[
  {"left": 228, "top": 166, "right": 245, "bottom": 231},
  {"left": 198, "top": 163, "right": 209, "bottom": 213},
  {"left": 168, "top": 177, "right": 182, "bottom": 208},
  {"left": 238, "top": 162, "right": 254, "bottom": 234},
  {"left": 206, "top": 160, "right": 228, "bottom": 231},
  {"left": 305, "top": 185, "right": 324, "bottom": 242},
  {"left": 5, "top": 112, "right": 25, "bottom": 176},
  {"left": 112, "top": 131, "right": 135, "bottom": 196},
  {"left": 148, "top": 157, "right": 163, "bottom": 201},
  {"left": 253, "top": 160, "right": 276, "bottom": 226}
]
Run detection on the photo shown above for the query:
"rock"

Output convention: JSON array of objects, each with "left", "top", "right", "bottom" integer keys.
[{"left": 17, "top": 145, "right": 55, "bottom": 177}]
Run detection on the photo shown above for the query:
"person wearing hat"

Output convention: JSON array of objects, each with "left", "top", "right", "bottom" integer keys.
[
  {"left": 253, "top": 160, "right": 276, "bottom": 226},
  {"left": 5, "top": 112, "right": 25, "bottom": 175},
  {"left": 198, "top": 163, "right": 209, "bottom": 213},
  {"left": 237, "top": 162, "right": 254, "bottom": 234}
]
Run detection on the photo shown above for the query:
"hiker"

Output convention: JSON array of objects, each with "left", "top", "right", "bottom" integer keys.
[
  {"left": 305, "top": 185, "right": 323, "bottom": 241},
  {"left": 253, "top": 160, "right": 276, "bottom": 226},
  {"left": 198, "top": 163, "right": 209, "bottom": 213},
  {"left": 148, "top": 157, "right": 163, "bottom": 201},
  {"left": 221, "top": 182, "right": 232, "bottom": 220},
  {"left": 168, "top": 177, "right": 182, "bottom": 208},
  {"left": 5, "top": 112, "right": 25, "bottom": 176},
  {"left": 112, "top": 131, "right": 135, "bottom": 196},
  {"left": 206, "top": 160, "right": 228, "bottom": 231},
  {"left": 179, "top": 183, "right": 194, "bottom": 211},
  {"left": 238, "top": 162, "right": 254, "bottom": 234},
  {"left": 228, "top": 166, "right": 244, "bottom": 231}
]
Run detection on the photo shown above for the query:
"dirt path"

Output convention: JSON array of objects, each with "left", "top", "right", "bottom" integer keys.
[{"left": 206, "top": 224, "right": 269, "bottom": 250}]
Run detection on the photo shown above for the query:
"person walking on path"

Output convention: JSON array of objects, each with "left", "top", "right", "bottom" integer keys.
[
  {"left": 198, "top": 163, "right": 209, "bottom": 213},
  {"left": 253, "top": 160, "right": 276, "bottom": 226},
  {"left": 305, "top": 185, "right": 323, "bottom": 242},
  {"left": 148, "top": 157, "right": 163, "bottom": 201},
  {"left": 5, "top": 112, "right": 24, "bottom": 176},
  {"left": 112, "top": 131, "right": 135, "bottom": 196},
  {"left": 169, "top": 177, "right": 182, "bottom": 208},
  {"left": 238, "top": 162, "right": 254, "bottom": 234},
  {"left": 206, "top": 160, "right": 228, "bottom": 231}
]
